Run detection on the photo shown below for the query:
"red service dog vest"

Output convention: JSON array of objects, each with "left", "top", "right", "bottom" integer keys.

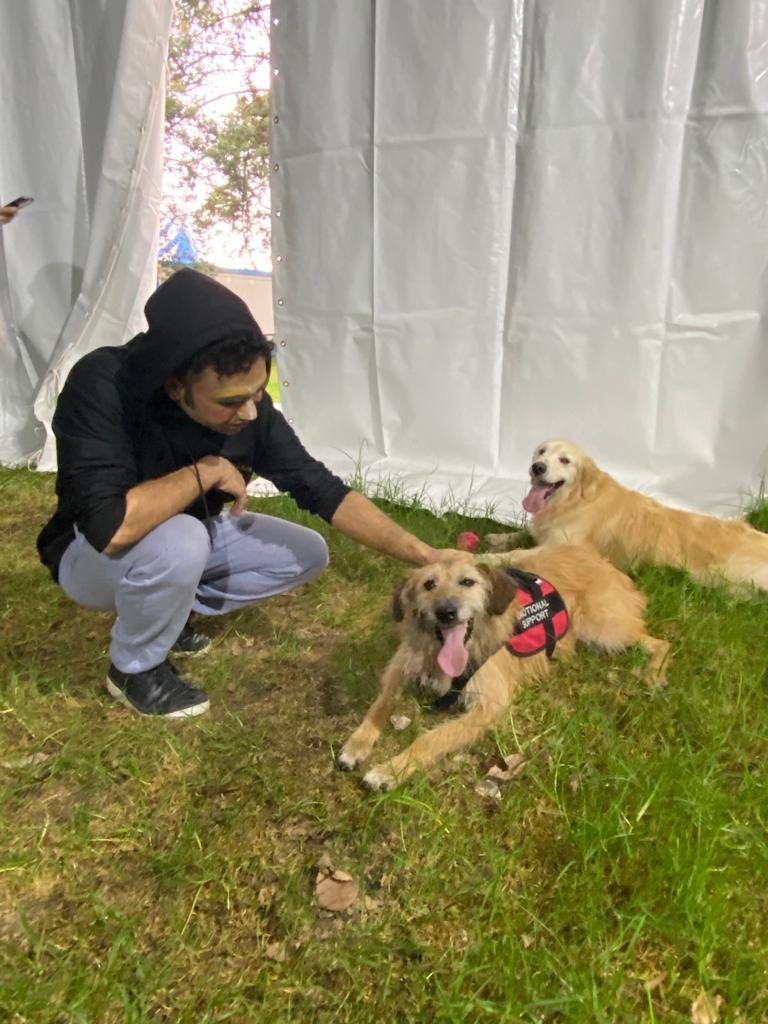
[{"left": 504, "top": 568, "right": 569, "bottom": 658}]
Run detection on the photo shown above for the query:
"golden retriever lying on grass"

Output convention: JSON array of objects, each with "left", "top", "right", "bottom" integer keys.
[
  {"left": 337, "top": 545, "right": 669, "bottom": 792},
  {"left": 487, "top": 439, "right": 768, "bottom": 593}
]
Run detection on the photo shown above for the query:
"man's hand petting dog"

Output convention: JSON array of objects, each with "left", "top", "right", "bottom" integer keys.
[{"left": 424, "top": 547, "right": 475, "bottom": 565}]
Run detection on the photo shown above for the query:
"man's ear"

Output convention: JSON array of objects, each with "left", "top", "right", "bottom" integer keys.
[
  {"left": 579, "top": 457, "right": 600, "bottom": 501},
  {"left": 478, "top": 563, "right": 519, "bottom": 615},
  {"left": 165, "top": 376, "right": 183, "bottom": 402},
  {"left": 390, "top": 578, "right": 408, "bottom": 622}
]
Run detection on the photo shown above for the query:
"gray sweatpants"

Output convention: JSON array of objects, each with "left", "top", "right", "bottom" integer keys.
[{"left": 58, "top": 511, "right": 329, "bottom": 674}]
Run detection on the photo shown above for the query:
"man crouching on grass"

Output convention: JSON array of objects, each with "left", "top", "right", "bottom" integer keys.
[{"left": 37, "top": 269, "right": 467, "bottom": 719}]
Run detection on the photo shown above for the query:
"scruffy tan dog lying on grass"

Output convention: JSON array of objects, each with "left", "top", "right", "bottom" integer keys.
[
  {"left": 486, "top": 438, "right": 768, "bottom": 593},
  {"left": 337, "top": 545, "right": 669, "bottom": 792}
]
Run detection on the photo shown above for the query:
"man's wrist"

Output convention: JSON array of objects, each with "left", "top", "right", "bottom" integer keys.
[{"left": 193, "top": 456, "right": 219, "bottom": 492}]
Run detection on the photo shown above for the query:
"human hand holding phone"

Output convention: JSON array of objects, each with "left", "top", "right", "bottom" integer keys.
[{"left": 1, "top": 197, "right": 34, "bottom": 225}]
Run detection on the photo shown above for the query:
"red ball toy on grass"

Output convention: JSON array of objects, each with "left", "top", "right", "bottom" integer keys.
[{"left": 456, "top": 530, "right": 480, "bottom": 553}]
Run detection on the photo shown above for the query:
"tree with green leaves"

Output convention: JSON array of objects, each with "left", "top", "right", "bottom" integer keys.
[{"left": 163, "top": 0, "right": 271, "bottom": 265}]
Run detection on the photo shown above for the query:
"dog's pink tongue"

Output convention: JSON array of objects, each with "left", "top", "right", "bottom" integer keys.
[
  {"left": 437, "top": 624, "right": 469, "bottom": 678},
  {"left": 522, "top": 483, "right": 549, "bottom": 515}
]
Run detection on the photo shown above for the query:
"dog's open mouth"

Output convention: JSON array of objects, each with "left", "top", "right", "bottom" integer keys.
[
  {"left": 434, "top": 620, "right": 473, "bottom": 677},
  {"left": 522, "top": 478, "right": 564, "bottom": 515}
]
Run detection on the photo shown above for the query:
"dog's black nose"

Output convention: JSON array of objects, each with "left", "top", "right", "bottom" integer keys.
[
  {"left": 531, "top": 461, "right": 547, "bottom": 477},
  {"left": 434, "top": 601, "right": 459, "bottom": 626}
]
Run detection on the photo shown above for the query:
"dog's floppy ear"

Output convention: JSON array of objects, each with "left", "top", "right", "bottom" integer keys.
[
  {"left": 478, "top": 563, "right": 519, "bottom": 616},
  {"left": 390, "top": 578, "right": 408, "bottom": 622},
  {"left": 579, "top": 456, "right": 600, "bottom": 501}
]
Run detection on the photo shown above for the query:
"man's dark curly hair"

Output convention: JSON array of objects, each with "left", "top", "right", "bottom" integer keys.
[{"left": 175, "top": 332, "right": 275, "bottom": 381}]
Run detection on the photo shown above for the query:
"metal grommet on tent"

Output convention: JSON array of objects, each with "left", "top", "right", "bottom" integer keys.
[
  {"left": 275, "top": 210, "right": 281, "bottom": 218},
  {"left": 277, "top": 298, "right": 284, "bottom": 306},
  {"left": 279, "top": 339, "right": 286, "bottom": 347},
  {"left": 273, "top": 163, "right": 279, "bottom": 171},
  {"left": 275, "top": 255, "right": 283, "bottom": 262},
  {"left": 282, "top": 380, "right": 289, "bottom": 388},
  {"left": 273, "top": 115, "right": 279, "bottom": 124}
]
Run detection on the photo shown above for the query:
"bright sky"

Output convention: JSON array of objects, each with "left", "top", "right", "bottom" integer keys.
[{"left": 163, "top": 5, "right": 272, "bottom": 271}]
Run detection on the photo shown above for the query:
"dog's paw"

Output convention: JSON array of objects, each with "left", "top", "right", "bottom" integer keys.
[
  {"left": 337, "top": 748, "right": 364, "bottom": 771},
  {"left": 361, "top": 765, "right": 396, "bottom": 793},
  {"left": 336, "top": 738, "right": 371, "bottom": 771},
  {"left": 638, "top": 666, "right": 669, "bottom": 690},
  {"left": 336, "top": 750, "right": 359, "bottom": 771}
]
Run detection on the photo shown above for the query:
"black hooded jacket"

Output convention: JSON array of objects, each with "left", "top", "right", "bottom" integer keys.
[{"left": 36, "top": 269, "right": 350, "bottom": 580}]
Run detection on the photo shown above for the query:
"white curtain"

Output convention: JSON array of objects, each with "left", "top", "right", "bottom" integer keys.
[
  {"left": 271, "top": 0, "right": 768, "bottom": 518},
  {"left": 0, "top": 0, "right": 173, "bottom": 469}
]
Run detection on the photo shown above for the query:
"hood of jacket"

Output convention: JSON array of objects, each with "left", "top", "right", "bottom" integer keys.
[{"left": 124, "top": 268, "right": 268, "bottom": 398}]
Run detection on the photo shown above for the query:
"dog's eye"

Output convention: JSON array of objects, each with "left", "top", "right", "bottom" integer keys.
[
  {"left": 538, "top": 448, "right": 545, "bottom": 455},
  {"left": 559, "top": 456, "right": 570, "bottom": 465},
  {"left": 423, "top": 578, "right": 437, "bottom": 591},
  {"left": 459, "top": 577, "right": 476, "bottom": 587}
]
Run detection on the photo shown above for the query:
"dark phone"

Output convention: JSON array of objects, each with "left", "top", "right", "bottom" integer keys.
[{"left": 6, "top": 196, "right": 34, "bottom": 209}]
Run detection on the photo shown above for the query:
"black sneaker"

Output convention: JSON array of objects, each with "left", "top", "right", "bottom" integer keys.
[
  {"left": 106, "top": 660, "right": 210, "bottom": 718},
  {"left": 172, "top": 619, "right": 212, "bottom": 656}
]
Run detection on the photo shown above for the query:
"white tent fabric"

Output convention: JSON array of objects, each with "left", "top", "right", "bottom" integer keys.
[
  {"left": 0, "top": 0, "right": 173, "bottom": 469},
  {"left": 271, "top": 0, "right": 768, "bottom": 521}
]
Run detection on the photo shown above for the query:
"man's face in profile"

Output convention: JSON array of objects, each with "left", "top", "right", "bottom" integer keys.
[{"left": 166, "top": 355, "right": 269, "bottom": 435}]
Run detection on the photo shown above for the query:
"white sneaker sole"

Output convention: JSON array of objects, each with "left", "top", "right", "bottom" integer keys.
[{"left": 105, "top": 678, "right": 210, "bottom": 718}]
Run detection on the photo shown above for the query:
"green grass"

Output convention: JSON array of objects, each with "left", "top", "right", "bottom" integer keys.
[{"left": 1, "top": 466, "right": 767, "bottom": 1022}]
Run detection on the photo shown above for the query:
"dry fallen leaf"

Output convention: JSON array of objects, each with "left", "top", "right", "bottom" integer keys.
[
  {"left": 474, "top": 779, "right": 502, "bottom": 801},
  {"left": 691, "top": 989, "right": 723, "bottom": 1024},
  {"left": 486, "top": 753, "right": 528, "bottom": 783},
  {"left": 264, "top": 942, "right": 287, "bottom": 962},
  {"left": 315, "top": 866, "right": 359, "bottom": 912},
  {"left": 390, "top": 715, "right": 412, "bottom": 731},
  {"left": 257, "top": 884, "right": 277, "bottom": 906}
]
